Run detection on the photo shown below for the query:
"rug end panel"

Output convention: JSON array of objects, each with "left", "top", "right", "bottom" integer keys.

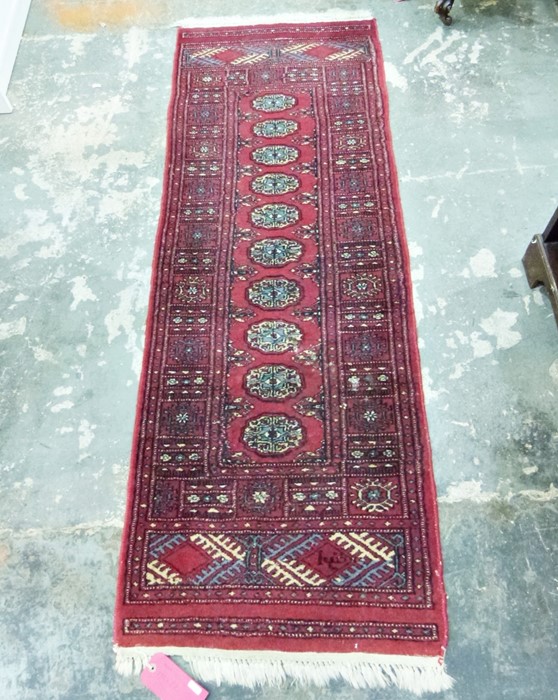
[{"left": 114, "top": 646, "right": 454, "bottom": 694}]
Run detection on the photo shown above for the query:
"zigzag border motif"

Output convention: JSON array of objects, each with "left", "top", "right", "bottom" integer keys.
[{"left": 182, "top": 41, "right": 369, "bottom": 66}]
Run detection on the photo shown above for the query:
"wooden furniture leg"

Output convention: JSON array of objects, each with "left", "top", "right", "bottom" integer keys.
[{"left": 523, "top": 206, "right": 558, "bottom": 328}]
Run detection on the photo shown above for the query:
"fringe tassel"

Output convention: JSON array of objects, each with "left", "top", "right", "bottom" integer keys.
[
  {"left": 114, "top": 645, "right": 454, "bottom": 695},
  {"left": 114, "top": 648, "right": 150, "bottom": 677},
  {"left": 174, "top": 10, "right": 375, "bottom": 28}
]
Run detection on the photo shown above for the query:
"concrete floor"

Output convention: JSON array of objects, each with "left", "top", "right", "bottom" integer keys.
[{"left": 1, "top": 0, "right": 558, "bottom": 698}]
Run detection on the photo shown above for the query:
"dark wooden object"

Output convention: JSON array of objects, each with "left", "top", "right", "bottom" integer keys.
[
  {"left": 523, "top": 206, "right": 558, "bottom": 327},
  {"left": 434, "top": 0, "right": 455, "bottom": 25}
]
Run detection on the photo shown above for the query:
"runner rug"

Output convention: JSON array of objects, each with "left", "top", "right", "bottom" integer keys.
[{"left": 114, "top": 19, "right": 451, "bottom": 693}]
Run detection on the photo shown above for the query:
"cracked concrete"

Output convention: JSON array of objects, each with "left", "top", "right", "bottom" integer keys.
[{"left": 1, "top": 0, "right": 558, "bottom": 698}]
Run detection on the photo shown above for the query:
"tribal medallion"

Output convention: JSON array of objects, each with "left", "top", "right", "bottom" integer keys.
[
  {"left": 245, "top": 364, "right": 303, "bottom": 400},
  {"left": 247, "top": 277, "right": 302, "bottom": 309},
  {"left": 252, "top": 93, "right": 296, "bottom": 112},
  {"left": 251, "top": 173, "right": 300, "bottom": 196},
  {"left": 242, "top": 413, "right": 304, "bottom": 455},
  {"left": 251, "top": 145, "right": 299, "bottom": 166},
  {"left": 247, "top": 320, "right": 303, "bottom": 353},
  {"left": 249, "top": 238, "right": 303, "bottom": 267},
  {"left": 253, "top": 118, "right": 299, "bottom": 138},
  {"left": 251, "top": 203, "right": 300, "bottom": 229}
]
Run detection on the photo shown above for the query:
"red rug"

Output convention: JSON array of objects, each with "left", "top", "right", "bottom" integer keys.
[{"left": 114, "top": 19, "right": 451, "bottom": 693}]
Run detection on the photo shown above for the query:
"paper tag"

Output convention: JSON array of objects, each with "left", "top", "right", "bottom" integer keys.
[{"left": 140, "top": 654, "right": 209, "bottom": 700}]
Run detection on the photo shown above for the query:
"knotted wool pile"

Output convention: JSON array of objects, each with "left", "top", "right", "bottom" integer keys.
[{"left": 114, "top": 19, "right": 451, "bottom": 694}]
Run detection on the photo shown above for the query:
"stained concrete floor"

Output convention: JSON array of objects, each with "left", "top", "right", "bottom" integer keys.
[{"left": 1, "top": 0, "right": 558, "bottom": 698}]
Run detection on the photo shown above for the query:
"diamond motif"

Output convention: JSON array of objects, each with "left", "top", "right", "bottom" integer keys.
[
  {"left": 214, "top": 48, "right": 246, "bottom": 63},
  {"left": 163, "top": 541, "right": 213, "bottom": 577},
  {"left": 301, "top": 539, "right": 356, "bottom": 579},
  {"left": 304, "top": 45, "right": 339, "bottom": 59}
]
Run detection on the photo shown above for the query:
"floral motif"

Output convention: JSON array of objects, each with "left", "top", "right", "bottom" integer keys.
[
  {"left": 350, "top": 479, "right": 398, "bottom": 514},
  {"left": 251, "top": 94, "right": 296, "bottom": 112},
  {"left": 245, "top": 364, "right": 303, "bottom": 400},
  {"left": 251, "top": 203, "right": 300, "bottom": 229},
  {"left": 247, "top": 320, "right": 303, "bottom": 354},
  {"left": 291, "top": 488, "right": 338, "bottom": 503},
  {"left": 239, "top": 479, "right": 282, "bottom": 514},
  {"left": 247, "top": 277, "right": 302, "bottom": 309},
  {"left": 175, "top": 410, "right": 189, "bottom": 425},
  {"left": 242, "top": 414, "right": 304, "bottom": 455},
  {"left": 253, "top": 119, "right": 299, "bottom": 138},
  {"left": 251, "top": 145, "right": 299, "bottom": 166},
  {"left": 342, "top": 273, "right": 382, "bottom": 300},
  {"left": 249, "top": 238, "right": 303, "bottom": 267},
  {"left": 175, "top": 276, "right": 210, "bottom": 303},
  {"left": 251, "top": 173, "right": 300, "bottom": 196}
]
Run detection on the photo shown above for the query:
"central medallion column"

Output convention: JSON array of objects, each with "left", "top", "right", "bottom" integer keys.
[{"left": 223, "top": 89, "right": 324, "bottom": 468}]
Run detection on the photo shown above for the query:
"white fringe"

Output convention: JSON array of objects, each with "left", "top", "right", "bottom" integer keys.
[
  {"left": 114, "top": 645, "right": 454, "bottom": 695},
  {"left": 174, "top": 10, "right": 375, "bottom": 29}
]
